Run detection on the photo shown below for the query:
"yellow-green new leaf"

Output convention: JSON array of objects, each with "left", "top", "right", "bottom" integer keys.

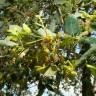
[
  {"left": 23, "top": 23, "right": 31, "bottom": 34},
  {"left": 44, "top": 67, "right": 57, "bottom": 77},
  {"left": 19, "top": 49, "right": 29, "bottom": 58},
  {"left": 8, "top": 25, "right": 22, "bottom": 36},
  {"left": 86, "top": 64, "right": 96, "bottom": 76},
  {"left": 35, "top": 65, "right": 46, "bottom": 72}
]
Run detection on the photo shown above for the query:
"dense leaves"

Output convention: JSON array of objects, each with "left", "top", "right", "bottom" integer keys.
[{"left": 0, "top": 0, "right": 96, "bottom": 96}]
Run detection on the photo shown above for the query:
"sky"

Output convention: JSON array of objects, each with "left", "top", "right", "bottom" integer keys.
[{"left": 26, "top": 81, "right": 82, "bottom": 96}]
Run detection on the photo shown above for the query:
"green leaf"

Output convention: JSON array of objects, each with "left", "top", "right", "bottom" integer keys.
[
  {"left": 37, "top": 28, "right": 56, "bottom": 37},
  {"left": 80, "top": 37, "right": 96, "bottom": 44},
  {"left": 81, "top": 11, "right": 90, "bottom": 18},
  {"left": 44, "top": 67, "right": 57, "bottom": 77},
  {"left": 87, "top": 64, "right": 96, "bottom": 70},
  {"left": 8, "top": 24, "right": 31, "bottom": 38},
  {"left": 54, "top": 0, "right": 66, "bottom": 4},
  {"left": 35, "top": 65, "right": 47, "bottom": 72},
  {"left": 60, "top": 35, "right": 77, "bottom": 47},
  {"left": 22, "top": 23, "right": 31, "bottom": 34},
  {"left": 93, "top": 0, "right": 96, "bottom": 2},
  {"left": 0, "top": 38, "right": 18, "bottom": 46},
  {"left": 64, "top": 15, "right": 81, "bottom": 36},
  {"left": 0, "top": 0, "right": 5, "bottom": 4},
  {"left": 19, "top": 48, "right": 29, "bottom": 58},
  {"left": 0, "top": 0, "right": 9, "bottom": 8},
  {"left": 8, "top": 25, "right": 22, "bottom": 36},
  {"left": 86, "top": 64, "right": 96, "bottom": 76}
]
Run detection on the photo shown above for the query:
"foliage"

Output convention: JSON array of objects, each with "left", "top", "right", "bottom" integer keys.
[{"left": 0, "top": 0, "right": 96, "bottom": 96}]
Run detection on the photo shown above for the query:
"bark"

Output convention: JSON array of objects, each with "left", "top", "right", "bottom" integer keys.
[
  {"left": 81, "top": 66, "right": 94, "bottom": 96},
  {"left": 79, "top": 42, "right": 94, "bottom": 96}
]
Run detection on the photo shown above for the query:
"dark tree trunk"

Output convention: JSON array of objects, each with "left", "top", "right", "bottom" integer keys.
[
  {"left": 81, "top": 66, "right": 94, "bottom": 96},
  {"left": 93, "top": 77, "right": 96, "bottom": 96},
  {"left": 80, "top": 42, "right": 94, "bottom": 96}
]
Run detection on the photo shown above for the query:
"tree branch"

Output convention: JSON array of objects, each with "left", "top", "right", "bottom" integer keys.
[{"left": 77, "top": 45, "right": 96, "bottom": 68}]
